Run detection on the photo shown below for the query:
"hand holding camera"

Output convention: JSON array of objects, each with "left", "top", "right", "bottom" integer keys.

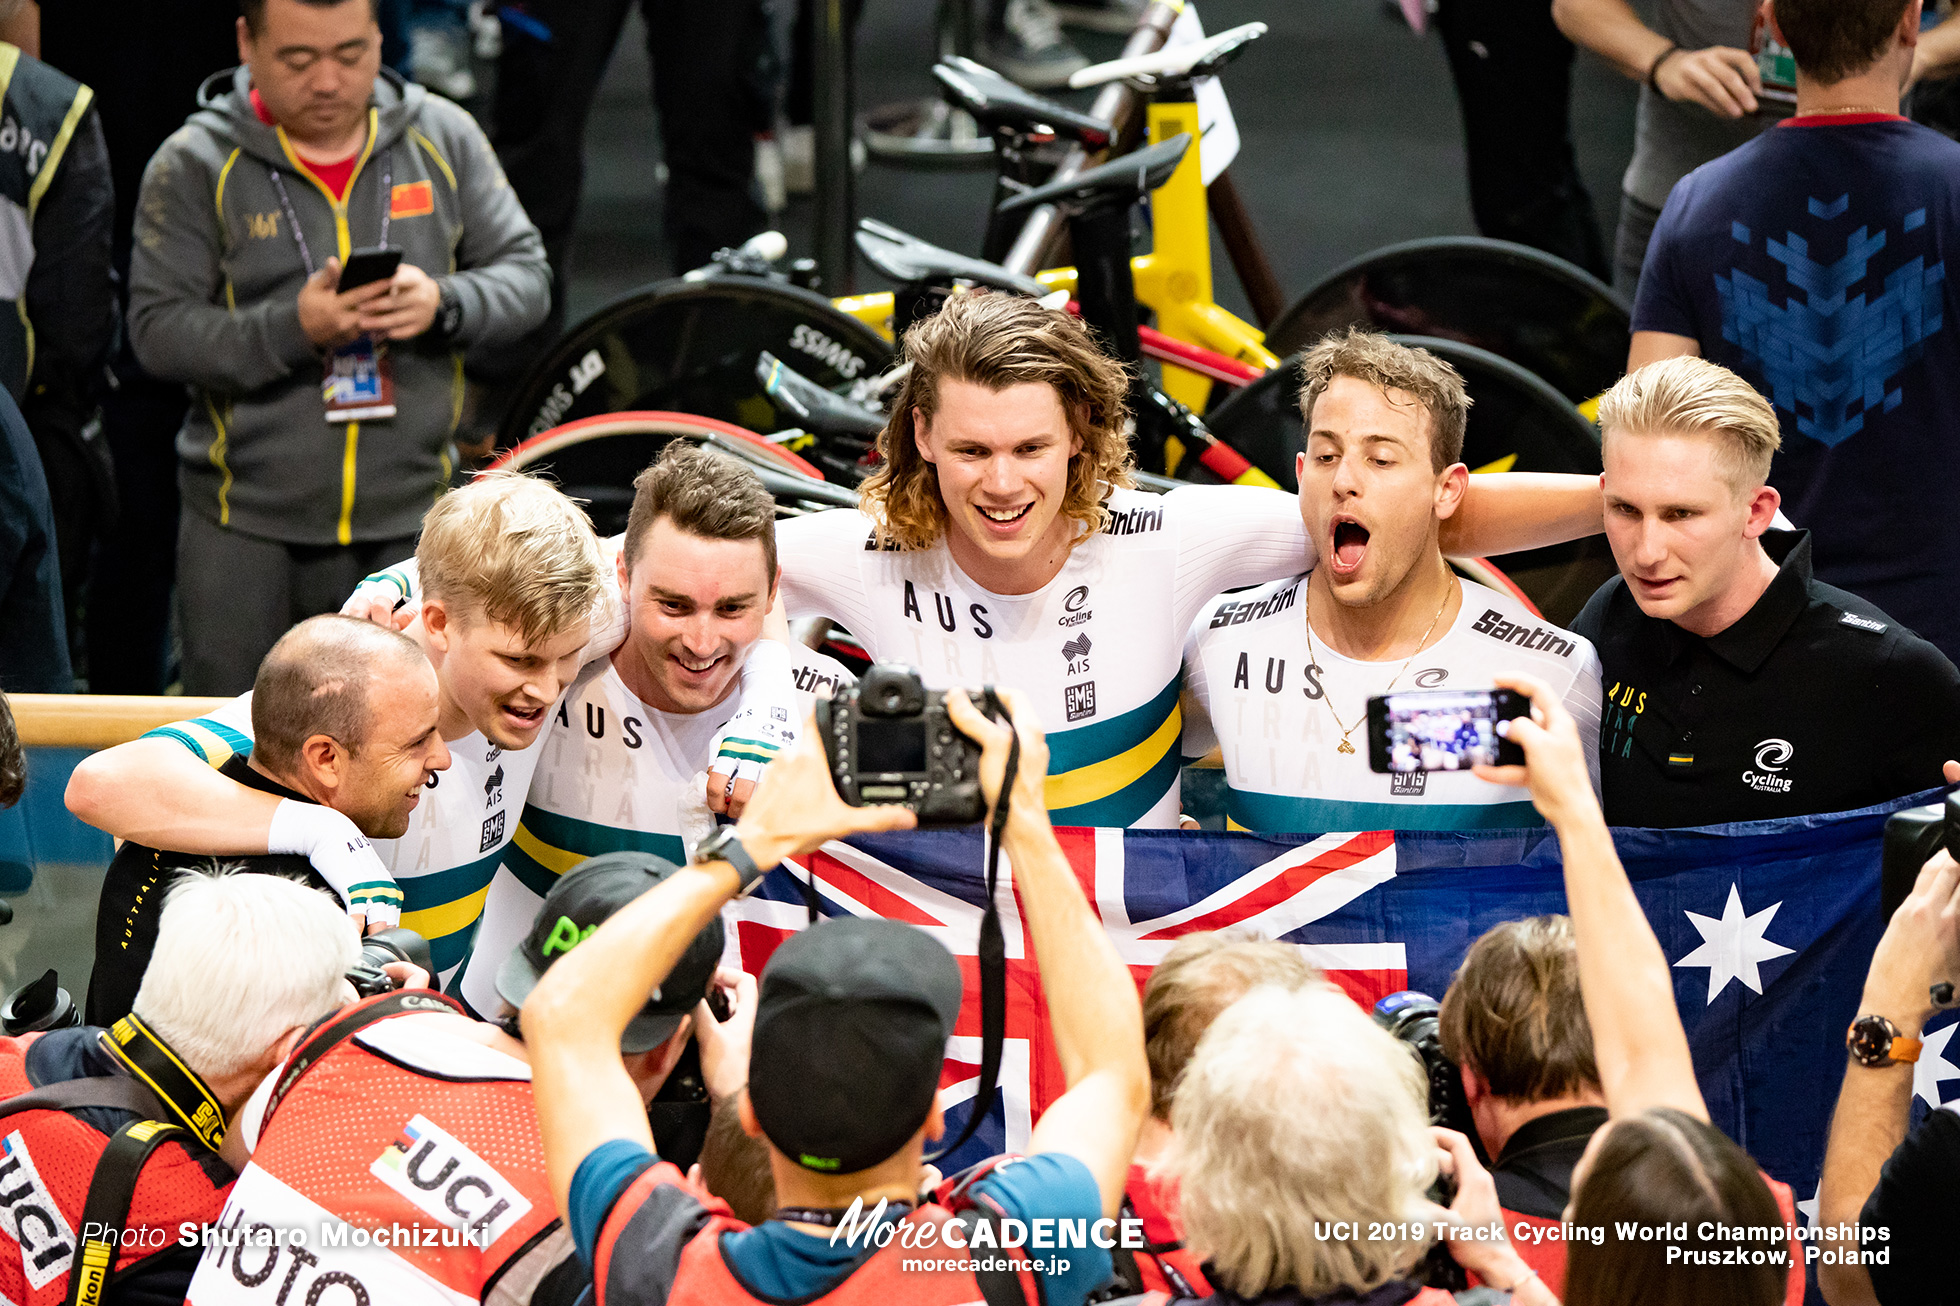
[
  {"left": 729, "top": 705, "right": 919, "bottom": 872},
  {"left": 1864, "top": 850, "right": 1960, "bottom": 1032}
]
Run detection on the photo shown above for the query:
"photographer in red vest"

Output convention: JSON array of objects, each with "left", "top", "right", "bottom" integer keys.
[{"left": 0, "top": 871, "right": 359, "bottom": 1305}]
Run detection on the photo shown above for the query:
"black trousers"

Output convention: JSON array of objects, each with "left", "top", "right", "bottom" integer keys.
[
  {"left": 493, "top": 0, "right": 772, "bottom": 359},
  {"left": 1434, "top": 0, "right": 1608, "bottom": 280},
  {"left": 86, "top": 339, "right": 184, "bottom": 695}
]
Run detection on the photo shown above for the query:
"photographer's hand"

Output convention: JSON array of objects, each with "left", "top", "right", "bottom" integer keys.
[
  {"left": 943, "top": 687, "right": 1051, "bottom": 835},
  {"left": 1426, "top": 1128, "right": 1557, "bottom": 1302},
  {"left": 730, "top": 712, "right": 917, "bottom": 870},
  {"left": 1472, "top": 673, "right": 1602, "bottom": 834},
  {"left": 694, "top": 968, "right": 756, "bottom": 1104},
  {"left": 1862, "top": 851, "right": 1960, "bottom": 1034}
]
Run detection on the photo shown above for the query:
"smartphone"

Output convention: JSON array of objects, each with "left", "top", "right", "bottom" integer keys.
[
  {"left": 1367, "top": 688, "right": 1528, "bottom": 775},
  {"left": 336, "top": 245, "right": 403, "bottom": 291}
]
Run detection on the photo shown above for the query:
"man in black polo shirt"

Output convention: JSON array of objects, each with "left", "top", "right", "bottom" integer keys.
[
  {"left": 85, "top": 615, "right": 450, "bottom": 1023},
  {"left": 1572, "top": 356, "right": 1960, "bottom": 827}
]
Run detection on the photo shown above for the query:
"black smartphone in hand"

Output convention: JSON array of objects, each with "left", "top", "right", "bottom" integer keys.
[
  {"left": 336, "top": 245, "right": 402, "bottom": 291},
  {"left": 1367, "top": 688, "right": 1528, "bottom": 774}
]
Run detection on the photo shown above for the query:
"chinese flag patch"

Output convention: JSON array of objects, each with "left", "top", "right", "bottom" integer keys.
[{"left": 390, "top": 180, "right": 435, "bottom": 218}]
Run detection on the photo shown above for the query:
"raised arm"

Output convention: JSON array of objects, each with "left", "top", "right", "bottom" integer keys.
[
  {"left": 1815, "top": 852, "right": 1960, "bottom": 1306},
  {"left": 1475, "top": 672, "right": 1705, "bottom": 1121},
  {"left": 945, "top": 689, "right": 1151, "bottom": 1217},
  {"left": 1443, "top": 472, "right": 1604, "bottom": 560},
  {"left": 521, "top": 718, "right": 915, "bottom": 1213}
]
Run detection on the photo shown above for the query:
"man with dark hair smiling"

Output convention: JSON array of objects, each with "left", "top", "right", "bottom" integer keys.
[{"left": 1627, "top": 0, "right": 1960, "bottom": 664}]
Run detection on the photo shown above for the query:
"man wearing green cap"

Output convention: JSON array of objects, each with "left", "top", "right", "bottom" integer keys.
[
  {"left": 190, "top": 851, "right": 738, "bottom": 1306},
  {"left": 522, "top": 689, "right": 1152, "bottom": 1306}
]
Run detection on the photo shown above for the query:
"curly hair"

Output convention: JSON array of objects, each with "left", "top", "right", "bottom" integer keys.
[
  {"left": 858, "top": 292, "right": 1135, "bottom": 552},
  {"left": 1297, "top": 329, "right": 1470, "bottom": 472}
]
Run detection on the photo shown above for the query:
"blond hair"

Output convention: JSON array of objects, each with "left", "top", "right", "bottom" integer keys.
[
  {"left": 1143, "top": 932, "right": 1322, "bottom": 1120},
  {"left": 419, "top": 471, "right": 606, "bottom": 646},
  {"left": 858, "top": 292, "right": 1135, "bottom": 551},
  {"left": 1172, "top": 984, "right": 1439, "bottom": 1297},
  {"left": 1298, "top": 329, "right": 1471, "bottom": 472},
  {"left": 1595, "top": 356, "right": 1781, "bottom": 490}
]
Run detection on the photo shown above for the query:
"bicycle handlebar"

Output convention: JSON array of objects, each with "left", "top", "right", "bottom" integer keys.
[{"left": 1067, "top": 22, "right": 1268, "bottom": 89}]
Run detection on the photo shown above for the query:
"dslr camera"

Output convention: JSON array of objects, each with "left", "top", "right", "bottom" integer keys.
[
  {"left": 816, "top": 663, "right": 1000, "bottom": 826},
  {"left": 346, "top": 927, "right": 435, "bottom": 999},
  {"left": 1882, "top": 791, "right": 1960, "bottom": 919},
  {"left": 1372, "top": 990, "right": 1478, "bottom": 1144}
]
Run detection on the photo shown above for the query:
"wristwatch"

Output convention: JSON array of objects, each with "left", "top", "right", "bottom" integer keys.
[
  {"left": 694, "top": 826, "right": 766, "bottom": 896},
  {"left": 1847, "top": 1014, "right": 1922, "bottom": 1067},
  {"left": 433, "top": 282, "right": 462, "bottom": 340}
]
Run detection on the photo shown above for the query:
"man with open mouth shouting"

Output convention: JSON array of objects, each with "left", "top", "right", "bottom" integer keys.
[
  {"left": 773, "top": 297, "right": 1608, "bottom": 828},
  {"left": 1183, "top": 330, "right": 1603, "bottom": 833},
  {"left": 67, "top": 472, "right": 609, "bottom": 984}
]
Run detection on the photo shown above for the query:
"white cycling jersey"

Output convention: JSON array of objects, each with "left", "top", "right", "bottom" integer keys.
[
  {"left": 775, "top": 485, "right": 1312, "bottom": 828},
  {"left": 454, "top": 644, "right": 853, "bottom": 1016},
  {"left": 1184, "top": 575, "right": 1603, "bottom": 832},
  {"left": 146, "top": 697, "right": 541, "bottom": 982}
]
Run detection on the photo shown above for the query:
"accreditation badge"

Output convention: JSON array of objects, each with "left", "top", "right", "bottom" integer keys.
[{"left": 323, "top": 334, "right": 397, "bottom": 422}]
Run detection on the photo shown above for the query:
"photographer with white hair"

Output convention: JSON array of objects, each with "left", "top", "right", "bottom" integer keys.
[
  {"left": 0, "top": 870, "right": 360, "bottom": 1305},
  {"left": 1118, "top": 982, "right": 1555, "bottom": 1306}
]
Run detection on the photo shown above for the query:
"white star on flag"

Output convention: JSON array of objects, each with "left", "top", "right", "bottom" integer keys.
[
  {"left": 1914, "top": 1021, "right": 1960, "bottom": 1108},
  {"left": 1674, "top": 883, "right": 1795, "bottom": 1005},
  {"left": 1797, "top": 1184, "right": 1819, "bottom": 1229}
]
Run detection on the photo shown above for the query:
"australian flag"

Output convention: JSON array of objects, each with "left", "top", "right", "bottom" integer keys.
[{"left": 726, "top": 790, "right": 1945, "bottom": 1221}]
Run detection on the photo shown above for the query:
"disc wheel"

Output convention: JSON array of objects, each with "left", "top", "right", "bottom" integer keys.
[
  {"left": 1205, "top": 335, "right": 1618, "bottom": 625},
  {"left": 499, "top": 275, "right": 896, "bottom": 463},
  {"left": 1267, "top": 237, "right": 1632, "bottom": 405}
]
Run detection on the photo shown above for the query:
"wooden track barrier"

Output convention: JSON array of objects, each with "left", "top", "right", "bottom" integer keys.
[{"left": 4, "top": 695, "right": 231, "bottom": 750}]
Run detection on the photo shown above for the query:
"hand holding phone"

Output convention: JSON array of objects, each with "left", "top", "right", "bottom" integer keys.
[
  {"left": 336, "top": 245, "right": 403, "bottom": 292},
  {"left": 1367, "top": 688, "right": 1527, "bottom": 775}
]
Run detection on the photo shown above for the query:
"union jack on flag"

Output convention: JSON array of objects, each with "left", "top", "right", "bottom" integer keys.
[{"left": 724, "top": 794, "right": 1930, "bottom": 1203}]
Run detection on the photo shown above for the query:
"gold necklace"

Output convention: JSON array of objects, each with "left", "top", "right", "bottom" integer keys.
[
  {"left": 1800, "top": 105, "right": 1889, "bottom": 116},
  {"left": 1304, "top": 567, "right": 1458, "bottom": 755}
]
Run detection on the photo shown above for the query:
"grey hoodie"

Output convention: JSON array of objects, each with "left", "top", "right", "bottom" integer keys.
[{"left": 130, "top": 68, "right": 549, "bottom": 546}]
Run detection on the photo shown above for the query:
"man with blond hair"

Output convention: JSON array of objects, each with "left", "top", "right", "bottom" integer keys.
[
  {"left": 68, "top": 473, "right": 606, "bottom": 980},
  {"left": 1572, "top": 355, "right": 1960, "bottom": 826},
  {"left": 1183, "top": 330, "right": 1602, "bottom": 833}
]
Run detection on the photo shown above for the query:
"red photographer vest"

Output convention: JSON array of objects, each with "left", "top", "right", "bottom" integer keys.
[
  {"left": 186, "top": 992, "right": 564, "bottom": 1306},
  {"left": 1123, "top": 1164, "right": 1210, "bottom": 1298},
  {"left": 0, "top": 1032, "right": 232, "bottom": 1306},
  {"left": 595, "top": 1159, "right": 1047, "bottom": 1306}
]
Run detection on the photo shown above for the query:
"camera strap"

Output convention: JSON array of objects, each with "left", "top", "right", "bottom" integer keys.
[
  {"left": 100, "top": 1014, "right": 228, "bottom": 1150},
  {"left": 928, "top": 687, "right": 1015, "bottom": 1164}
]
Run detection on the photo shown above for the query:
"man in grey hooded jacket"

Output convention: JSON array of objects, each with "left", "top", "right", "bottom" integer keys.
[{"left": 130, "top": 0, "right": 549, "bottom": 694}]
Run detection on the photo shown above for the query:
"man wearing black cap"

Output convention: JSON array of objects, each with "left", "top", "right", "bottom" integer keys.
[
  {"left": 523, "top": 689, "right": 1153, "bottom": 1306},
  {"left": 190, "top": 852, "right": 737, "bottom": 1306}
]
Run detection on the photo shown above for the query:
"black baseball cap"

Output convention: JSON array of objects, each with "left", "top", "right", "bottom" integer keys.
[
  {"left": 747, "top": 916, "right": 964, "bottom": 1175},
  {"left": 496, "top": 851, "right": 725, "bottom": 1053}
]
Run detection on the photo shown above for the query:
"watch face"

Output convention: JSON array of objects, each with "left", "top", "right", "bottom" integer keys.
[{"left": 1849, "top": 1015, "right": 1896, "bottom": 1065}]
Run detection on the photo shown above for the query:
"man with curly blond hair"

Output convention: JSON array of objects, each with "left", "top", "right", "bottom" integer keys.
[{"left": 773, "top": 295, "right": 1607, "bottom": 827}]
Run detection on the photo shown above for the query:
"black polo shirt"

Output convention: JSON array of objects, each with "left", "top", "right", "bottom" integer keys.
[
  {"left": 1571, "top": 530, "right": 1960, "bottom": 828},
  {"left": 85, "top": 754, "right": 334, "bottom": 1026},
  {"left": 1493, "top": 1105, "right": 1607, "bottom": 1219}
]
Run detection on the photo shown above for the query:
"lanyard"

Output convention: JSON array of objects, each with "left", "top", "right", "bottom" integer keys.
[{"left": 266, "top": 145, "right": 391, "bottom": 276}]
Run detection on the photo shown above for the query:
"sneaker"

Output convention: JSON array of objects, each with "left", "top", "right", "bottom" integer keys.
[
  {"left": 976, "top": 0, "right": 1089, "bottom": 90},
  {"left": 408, "top": 23, "right": 477, "bottom": 101},
  {"left": 1051, "top": 0, "right": 1146, "bottom": 35}
]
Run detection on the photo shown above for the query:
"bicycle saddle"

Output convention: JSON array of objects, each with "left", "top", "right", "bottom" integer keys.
[
  {"left": 1068, "top": 22, "right": 1267, "bottom": 89},
  {"left": 931, "top": 57, "right": 1114, "bottom": 149},
  {"left": 855, "top": 218, "right": 1050, "bottom": 296},
  {"left": 996, "top": 132, "right": 1189, "bottom": 216},
  {"left": 756, "top": 351, "right": 886, "bottom": 439}
]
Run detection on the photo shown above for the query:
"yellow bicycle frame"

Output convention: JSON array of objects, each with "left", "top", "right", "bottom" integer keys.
[{"left": 832, "top": 100, "right": 1280, "bottom": 416}]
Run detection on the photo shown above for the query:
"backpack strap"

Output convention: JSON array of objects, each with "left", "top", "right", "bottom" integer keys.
[
  {"left": 952, "top": 1208, "right": 1034, "bottom": 1306},
  {"left": 0, "top": 1075, "right": 168, "bottom": 1122},
  {"left": 63, "top": 1118, "right": 191, "bottom": 1306},
  {"left": 261, "top": 989, "right": 467, "bottom": 1127}
]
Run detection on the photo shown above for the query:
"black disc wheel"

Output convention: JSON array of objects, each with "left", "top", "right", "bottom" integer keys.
[
  {"left": 1205, "top": 335, "right": 1618, "bottom": 625},
  {"left": 500, "top": 275, "right": 896, "bottom": 458},
  {"left": 1266, "top": 237, "right": 1632, "bottom": 405}
]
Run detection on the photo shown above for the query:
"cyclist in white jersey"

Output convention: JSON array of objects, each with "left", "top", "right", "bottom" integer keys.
[
  {"left": 770, "top": 295, "right": 1609, "bottom": 828},
  {"left": 1184, "top": 332, "right": 1603, "bottom": 833},
  {"left": 66, "top": 474, "right": 611, "bottom": 980},
  {"left": 456, "top": 446, "right": 851, "bottom": 1015}
]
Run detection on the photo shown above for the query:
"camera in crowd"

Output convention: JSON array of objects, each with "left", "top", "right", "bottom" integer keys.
[
  {"left": 1881, "top": 790, "right": 1960, "bottom": 919},
  {"left": 816, "top": 663, "right": 1002, "bottom": 826},
  {"left": 346, "top": 927, "right": 436, "bottom": 998},
  {"left": 1372, "top": 990, "right": 1477, "bottom": 1142}
]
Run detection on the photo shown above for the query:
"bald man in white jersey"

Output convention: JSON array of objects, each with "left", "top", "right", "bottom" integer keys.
[{"left": 1184, "top": 331, "right": 1602, "bottom": 833}]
